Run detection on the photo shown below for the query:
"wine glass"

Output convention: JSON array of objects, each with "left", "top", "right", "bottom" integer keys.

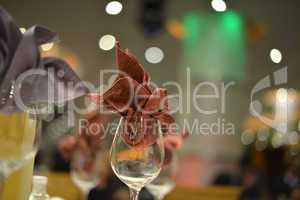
[
  {"left": 70, "top": 149, "right": 102, "bottom": 198},
  {"left": 146, "top": 154, "right": 177, "bottom": 200},
  {"left": 110, "top": 116, "right": 165, "bottom": 200},
  {"left": 0, "top": 111, "right": 41, "bottom": 200}
]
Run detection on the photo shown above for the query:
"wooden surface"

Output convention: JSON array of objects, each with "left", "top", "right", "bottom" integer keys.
[
  {"left": 43, "top": 172, "right": 82, "bottom": 200},
  {"left": 45, "top": 172, "right": 241, "bottom": 200},
  {"left": 165, "top": 186, "right": 241, "bottom": 200}
]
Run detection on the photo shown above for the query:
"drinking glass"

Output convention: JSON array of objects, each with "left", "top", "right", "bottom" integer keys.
[
  {"left": 146, "top": 154, "right": 177, "bottom": 200},
  {"left": 110, "top": 116, "right": 165, "bottom": 200},
  {"left": 70, "top": 149, "right": 102, "bottom": 198},
  {"left": 0, "top": 111, "right": 41, "bottom": 200}
]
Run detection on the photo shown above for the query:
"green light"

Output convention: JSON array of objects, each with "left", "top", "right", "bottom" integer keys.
[
  {"left": 221, "top": 11, "right": 243, "bottom": 35},
  {"left": 184, "top": 13, "right": 202, "bottom": 46},
  {"left": 182, "top": 11, "right": 246, "bottom": 80}
]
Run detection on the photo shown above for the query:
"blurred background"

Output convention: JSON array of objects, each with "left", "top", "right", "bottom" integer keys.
[{"left": 2, "top": 0, "right": 300, "bottom": 199}]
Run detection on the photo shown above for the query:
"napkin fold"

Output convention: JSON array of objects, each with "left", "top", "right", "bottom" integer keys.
[
  {"left": 0, "top": 7, "right": 87, "bottom": 113},
  {"left": 90, "top": 43, "right": 175, "bottom": 146}
]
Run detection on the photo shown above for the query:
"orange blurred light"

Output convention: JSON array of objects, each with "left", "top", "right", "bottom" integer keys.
[{"left": 166, "top": 19, "right": 185, "bottom": 40}]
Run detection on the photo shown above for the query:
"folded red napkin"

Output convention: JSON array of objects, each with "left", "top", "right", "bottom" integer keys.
[{"left": 90, "top": 43, "right": 175, "bottom": 147}]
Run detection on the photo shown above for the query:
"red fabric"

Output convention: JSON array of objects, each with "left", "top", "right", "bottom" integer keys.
[{"left": 90, "top": 43, "right": 175, "bottom": 147}]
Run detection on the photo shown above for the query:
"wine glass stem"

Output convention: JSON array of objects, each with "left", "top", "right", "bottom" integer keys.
[{"left": 129, "top": 188, "right": 140, "bottom": 200}]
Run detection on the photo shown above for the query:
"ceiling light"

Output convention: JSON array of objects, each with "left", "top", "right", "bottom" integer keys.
[
  {"left": 145, "top": 47, "right": 164, "bottom": 64},
  {"left": 105, "top": 1, "right": 123, "bottom": 15},
  {"left": 99, "top": 34, "right": 116, "bottom": 51}
]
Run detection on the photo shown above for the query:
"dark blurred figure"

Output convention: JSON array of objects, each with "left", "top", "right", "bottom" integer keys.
[
  {"left": 213, "top": 172, "right": 242, "bottom": 186},
  {"left": 87, "top": 162, "right": 154, "bottom": 200},
  {"left": 88, "top": 182, "right": 153, "bottom": 200},
  {"left": 140, "top": 0, "right": 166, "bottom": 36},
  {"left": 239, "top": 147, "right": 291, "bottom": 200}
]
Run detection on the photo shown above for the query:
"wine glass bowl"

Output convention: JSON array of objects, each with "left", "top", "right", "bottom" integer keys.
[
  {"left": 146, "top": 155, "right": 178, "bottom": 200},
  {"left": 110, "top": 116, "right": 165, "bottom": 200},
  {"left": 70, "top": 150, "right": 102, "bottom": 196},
  {"left": 146, "top": 178, "right": 175, "bottom": 200}
]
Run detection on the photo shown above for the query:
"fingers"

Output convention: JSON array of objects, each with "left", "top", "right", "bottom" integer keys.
[
  {"left": 164, "top": 134, "right": 183, "bottom": 150},
  {"left": 58, "top": 135, "right": 77, "bottom": 160}
]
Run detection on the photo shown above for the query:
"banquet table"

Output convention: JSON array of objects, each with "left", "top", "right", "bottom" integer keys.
[{"left": 43, "top": 172, "right": 241, "bottom": 200}]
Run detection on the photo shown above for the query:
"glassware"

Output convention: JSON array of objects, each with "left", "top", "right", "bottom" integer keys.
[
  {"left": 110, "top": 116, "right": 165, "bottom": 200},
  {"left": 70, "top": 150, "right": 101, "bottom": 198},
  {"left": 146, "top": 154, "right": 177, "bottom": 200},
  {"left": 0, "top": 112, "right": 40, "bottom": 200},
  {"left": 29, "top": 176, "right": 50, "bottom": 200}
]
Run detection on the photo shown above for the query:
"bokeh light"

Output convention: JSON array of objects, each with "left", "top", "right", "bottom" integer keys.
[
  {"left": 19, "top": 27, "right": 26, "bottom": 34},
  {"left": 211, "top": 0, "right": 227, "bottom": 12},
  {"left": 145, "top": 47, "right": 164, "bottom": 64},
  {"left": 276, "top": 88, "right": 288, "bottom": 103},
  {"left": 105, "top": 1, "right": 123, "bottom": 15},
  {"left": 270, "top": 48, "right": 282, "bottom": 63},
  {"left": 272, "top": 133, "right": 283, "bottom": 148},
  {"left": 241, "top": 129, "right": 255, "bottom": 145},
  {"left": 41, "top": 43, "right": 54, "bottom": 51},
  {"left": 99, "top": 34, "right": 116, "bottom": 51}
]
